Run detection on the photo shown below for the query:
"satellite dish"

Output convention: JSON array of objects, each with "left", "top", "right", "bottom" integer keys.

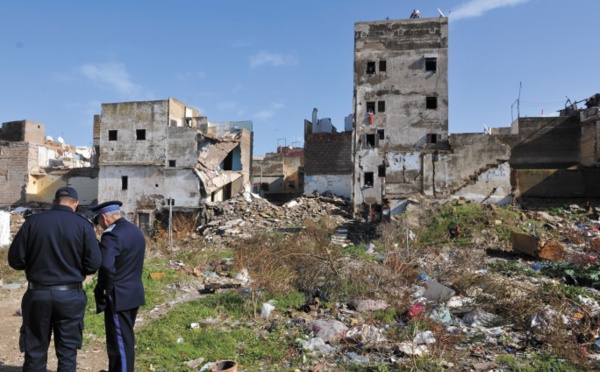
[
  {"left": 58, "top": 137, "right": 64, "bottom": 144},
  {"left": 46, "top": 135, "right": 54, "bottom": 142},
  {"left": 437, "top": 8, "right": 446, "bottom": 17}
]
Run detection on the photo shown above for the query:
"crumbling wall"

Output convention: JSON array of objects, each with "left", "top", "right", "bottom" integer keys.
[
  {"left": 515, "top": 168, "right": 600, "bottom": 198},
  {"left": 429, "top": 133, "right": 513, "bottom": 203}
]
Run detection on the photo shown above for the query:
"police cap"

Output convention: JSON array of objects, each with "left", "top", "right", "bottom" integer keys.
[
  {"left": 91, "top": 200, "right": 123, "bottom": 224},
  {"left": 55, "top": 186, "right": 78, "bottom": 200}
]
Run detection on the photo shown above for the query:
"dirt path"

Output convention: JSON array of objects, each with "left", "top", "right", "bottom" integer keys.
[{"left": 0, "top": 277, "right": 207, "bottom": 372}]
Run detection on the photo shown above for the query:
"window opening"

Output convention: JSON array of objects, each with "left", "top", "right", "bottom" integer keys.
[
  {"left": 379, "top": 60, "right": 386, "bottom": 72},
  {"left": 427, "top": 133, "right": 438, "bottom": 144},
  {"left": 366, "top": 134, "right": 376, "bottom": 148},
  {"left": 121, "top": 176, "right": 128, "bottom": 190},
  {"left": 378, "top": 129, "right": 385, "bottom": 140},
  {"left": 378, "top": 101, "right": 385, "bottom": 113},
  {"left": 364, "top": 172, "right": 374, "bottom": 188},
  {"left": 108, "top": 130, "right": 118, "bottom": 141},
  {"left": 366, "top": 61, "right": 375, "bottom": 74},
  {"left": 426, "top": 96, "right": 438, "bottom": 109},
  {"left": 425, "top": 57, "right": 437, "bottom": 72},
  {"left": 136, "top": 129, "right": 146, "bottom": 140},
  {"left": 378, "top": 164, "right": 386, "bottom": 177},
  {"left": 168, "top": 160, "right": 176, "bottom": 167},
  {"left": 366, "top": 101, "right": 375, "bottom": 113},
  {"left": 288, "top": 181, "right": 295, "bottom": 189}
]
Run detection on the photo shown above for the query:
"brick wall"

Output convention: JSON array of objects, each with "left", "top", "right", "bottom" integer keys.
[{"left": 305, "top": 132, "right": 353, "bottom": 175}]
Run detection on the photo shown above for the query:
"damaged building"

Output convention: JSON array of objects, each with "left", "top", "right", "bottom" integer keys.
[
  {"left": 0, "top": 120, "right": 97, "bottom": 207},
  {"left": 352, "top": 16, "right": 513, "bottom": 218},
  {"left": 96, "top": 98, "right": 253, "bottom": 234},
  {"left": 304, "top": 108, "right": 353, "bottom": 198},
  {"left": 252, "top": 146, "right": 304, "bottom": 203}
]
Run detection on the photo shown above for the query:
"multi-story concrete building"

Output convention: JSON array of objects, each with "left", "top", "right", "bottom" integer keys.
[
  {"left": 96, "top": 98, "right": 253, "bottom": 233},
  {"left": 252, "top": 146, "right": 304, "bottom": 203},
  {"left": 352, "top": 16, "right": 450, "bottom": 217}
]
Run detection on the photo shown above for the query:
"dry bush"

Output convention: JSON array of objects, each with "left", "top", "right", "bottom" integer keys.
[{"left": 234, "top": 217, "right": 411, "bottom": 307}]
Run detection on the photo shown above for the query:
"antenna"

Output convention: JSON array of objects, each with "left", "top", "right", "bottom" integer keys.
[
  {"left": 437, "top": 8, "right": 446, "bottom": 17},
  {"left": 58, "top": 136, "right": 65, "bottom": 144}
]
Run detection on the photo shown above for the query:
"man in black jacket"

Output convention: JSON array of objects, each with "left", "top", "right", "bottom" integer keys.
[
  {"left": 92, "top": 200, "right": 146, "bottom": 372},
  {"left": 9, "top": 186, "right": 101, "bottom": 372}
]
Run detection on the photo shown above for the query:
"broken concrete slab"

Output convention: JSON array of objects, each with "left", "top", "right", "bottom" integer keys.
[
  {"left": 348, "top": 299, "right": 390, "bottom": 312},
  {"left": 510, "top": 231, "right": 565, "bottom": 261}
]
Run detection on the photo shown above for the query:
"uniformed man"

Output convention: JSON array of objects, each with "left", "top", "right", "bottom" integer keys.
[
  {"left": 8, "top": 186, "right": 101, "bottom": 372},
  {"left": 91, "top": 200, "right": 146, "bottom": 372}
]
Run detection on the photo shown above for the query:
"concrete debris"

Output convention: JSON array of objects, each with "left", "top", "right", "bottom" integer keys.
[
  {"left": 296, "top": 337, "right": 335, "bottom": 355},
  {"left": 307, "top": 319, "right": 348, "bottom": 345}
]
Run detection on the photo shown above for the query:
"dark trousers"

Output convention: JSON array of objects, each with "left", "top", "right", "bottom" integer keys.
[
  {"left": 104, "top": 296, "right": 138, "bottom": 372},
  {"left": 20, "top": 288, "right": 86, "bottom": 372}
]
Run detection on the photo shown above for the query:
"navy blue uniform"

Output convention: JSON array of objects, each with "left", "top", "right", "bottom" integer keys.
[
  {"left": 8, "top": 204, "right": 101, "bottom": 372},
  {"left": 96, "top": 217, "right": 146, "bottom": 372}
]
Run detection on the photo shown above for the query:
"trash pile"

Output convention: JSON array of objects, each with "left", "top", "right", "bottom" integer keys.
[{"left": 172, "top": 198, "right": 600, "bottom": 370}]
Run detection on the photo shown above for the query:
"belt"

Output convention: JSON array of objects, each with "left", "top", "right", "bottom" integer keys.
[{"left": 28, "top": 282, "right": 82, "bottom": 291}]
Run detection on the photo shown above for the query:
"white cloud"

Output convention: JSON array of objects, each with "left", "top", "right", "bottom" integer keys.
[
  {"left": 252, "top": 101, "right": 284, "bottom": 120},
  {"left": 451, "top": 0, "right": 530, "bottom": 21},
  {"left": 249, "top": 51, "right": 298, "bottom": 69},
  {"left": 79, "top": 62, "right": 141, "bottom": 97}
]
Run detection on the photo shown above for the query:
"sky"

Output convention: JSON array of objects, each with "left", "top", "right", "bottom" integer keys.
[{"left": 2, "top": 0, "right": 600, "bottom": 156}]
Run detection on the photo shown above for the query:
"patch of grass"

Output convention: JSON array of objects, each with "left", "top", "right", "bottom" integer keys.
[
  {"left": 136, "top": 291, "right": 300, "bottom": 371},
  {"left": 345, "top": 243, "right": 375, "bottom": 261},
  {"left": 489, "top": 260, "right": 537, "bottom": 277},
  {"left": 497, "top": 354, "right": 581, "bottom": 372},
  {"left": 267, "top": 291, "right": 306, "bottom": 311},
  {"left": 0, "top": 248, "right": 26, "bottom": 283}
]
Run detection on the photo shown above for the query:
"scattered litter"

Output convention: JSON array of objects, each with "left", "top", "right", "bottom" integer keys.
[{"left": 261, "top": 302, "right": 275, "bottom": 319}]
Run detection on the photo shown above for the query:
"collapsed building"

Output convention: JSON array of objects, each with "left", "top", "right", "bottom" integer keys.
[
  {"left": 252, "top": 146, "right": 304, "bottom": 203},
  {"left": 0, "top": 120, "right": 96, "bottom": 207},
  {"left": 95, "top": 98, "right": 253, "bottom": 234}
]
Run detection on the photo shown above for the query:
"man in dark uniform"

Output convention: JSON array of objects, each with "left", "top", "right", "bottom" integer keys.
[
  {"left": 92, "top": 200, "right": 146, "bottom": 372},
  {"left": 8, "top": 186, "right": 101, "bottom": 372}
]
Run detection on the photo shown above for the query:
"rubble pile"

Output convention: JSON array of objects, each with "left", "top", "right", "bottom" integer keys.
[{"left": 198, "top": 192, "right": 354, "bottom": 245}]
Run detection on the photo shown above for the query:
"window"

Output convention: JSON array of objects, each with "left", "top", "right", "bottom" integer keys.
[
  {"left": 364, "top": 172, "right": 374, "bottom": 188},
  {"left": 168, "top": 160, "right": 176, "bottom": 167},
  {"left": 366, "top": 101, "right": 376, "bottom": 114},
  {"left": 379, "top": 60, "right": 386, "bottom": 72},
  {"left": 425, "top": 57, "right": 437, "bottom": 72},
  {"left": 378, "top": 164, "right": 386, "bottom": 177},
  {"left": 366, "top": 61, "right": 376, "bottom": 74},
  {"left": 366, "top": 134, "right": 376, "bottom": 148},
  {"left": 260, "top": 183, "right": 269, "bottom": 191},
  {"left": 427, "top": 133, "right": 438, "bottom": 144},
  {"left": 136, "top": 129, "right": 146, "bottom": 140},
  {"left": 288, "top": 181, "right": 295, "bottom": 189},
  {"left": 108, "top": 130, "right": 118, "bottom": 141},
  {"left": 121, "top": 176, "right": 128, "bottom": 190},
  {"left": 426, "top": 96, "right": 438, "bottom": 109},
  {"left": 378, "top": 129, "right": 385, "bottom": 140},
  {"left": 378, "top": 101, "right": 385, "bottom": 113}
]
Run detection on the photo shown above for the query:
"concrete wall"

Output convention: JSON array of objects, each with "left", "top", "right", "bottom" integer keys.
[
  {"left": 305, "top": 174, "right": 352, "bottom": 198},
  {"left": 515, "top": 168, "right": 600, "bottom": 198},
  {"left": 510, "top": 116, "right": 580, "bottom": 167},
  {"left": 99, "top": 100, "right": 169, "bottom": 166},
  {"left": 98, "top": 166, "right": 199, "bottom": 216}
]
